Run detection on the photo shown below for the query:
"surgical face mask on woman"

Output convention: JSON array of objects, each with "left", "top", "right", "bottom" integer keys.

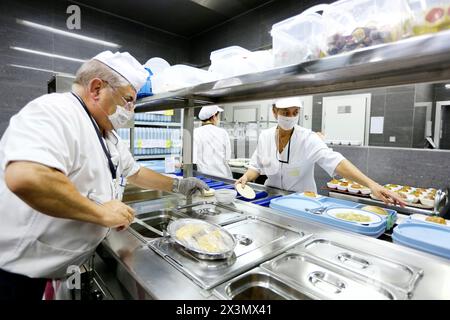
[{"left": 277, "top": 115, "right": 299, "bottom": 130}]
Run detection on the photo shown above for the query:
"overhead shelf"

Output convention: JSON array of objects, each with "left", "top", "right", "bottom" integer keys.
[{"left": 135, "top": 30, "right": 450, "bottom": 111}]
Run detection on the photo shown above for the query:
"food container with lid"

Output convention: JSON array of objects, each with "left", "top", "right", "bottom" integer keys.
[
  {"left": 321, "top": 0, "right": 412, "bottom": 56},
  {"left": 270, "top": 4, "right": 329, "bottom": 67}
]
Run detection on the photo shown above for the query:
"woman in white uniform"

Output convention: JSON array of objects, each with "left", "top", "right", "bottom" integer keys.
[
  {"left": 193, "top": 105, "right": 233, "bottom": 179},
  {"left": 0, "top": 51, "right": 208, "bottom": 300},
  {"left": 236, "top": 97, "right": 405, "bottom": 206}
]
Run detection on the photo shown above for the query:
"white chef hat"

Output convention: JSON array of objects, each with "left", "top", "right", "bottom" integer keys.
[
  {"left": 274, "top": 97, "right": 303, "bottom": 109},
  {"left": 92, "top": 51, "right": 148, "bottom": 92},
  {"left": 198, "top": 105, "right": 224, "bottom": 121}
]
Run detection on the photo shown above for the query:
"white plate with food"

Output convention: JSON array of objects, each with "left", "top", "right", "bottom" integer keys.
[
  {"left": 299, "top": 191, "right": 323, "bottom": 199},
  {"left": 325, "top": 207, "right": 382, "bottom": 225},
  {"left": 167, "top": 218, "right": 236, "bottom": 260},
  {"left": 407, "top": 214, "right": 450, "bottom": 228}
]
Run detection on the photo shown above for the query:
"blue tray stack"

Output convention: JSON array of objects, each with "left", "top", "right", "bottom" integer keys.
[
  {"left": 392, "top": 220, "right": 450, "bottom": 260},
  {"left": 270, "top": 193, "right": 397, "bottom": 238}
]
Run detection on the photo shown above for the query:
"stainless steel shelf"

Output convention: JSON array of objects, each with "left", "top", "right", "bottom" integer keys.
[
  {"left": 135, "top": 31, "right": 450, "bottom": 111},
  {"left": 134, "top": 121, "right": 181, "bottom": 127}
]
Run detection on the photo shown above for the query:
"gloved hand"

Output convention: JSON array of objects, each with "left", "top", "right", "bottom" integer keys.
[{"left": 173, "top": 177, "right": 209, "bottom": 196}]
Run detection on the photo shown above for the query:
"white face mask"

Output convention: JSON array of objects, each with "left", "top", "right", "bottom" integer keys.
[
  {"left": 277, "top": 115, "right": 299, "bottom": 130},
  {"left": 108, "top": 106, "right": 134, "bottom": 129}
]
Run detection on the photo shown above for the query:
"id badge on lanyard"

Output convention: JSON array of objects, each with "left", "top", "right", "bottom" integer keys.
[{"left": 112, "top": 175, "right": 127, "bottom": 201}]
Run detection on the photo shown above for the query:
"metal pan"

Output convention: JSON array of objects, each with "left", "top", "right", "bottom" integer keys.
[{"left": 166, "top": 218, "right": 236, "bottom": 260}]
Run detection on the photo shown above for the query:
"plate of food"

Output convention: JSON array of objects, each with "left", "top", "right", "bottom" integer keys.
[
  {"left": 167, "top": 218, "right": 236, "bottom": 260},
  {"left": 300, "top": 191, "right": 322, "bottom": 199},
  {"left": 325, "top": 207, "right": 382, "bottom": 225},
  {"left": 408, "top": 214, "right": 450, "bottom": 228}
]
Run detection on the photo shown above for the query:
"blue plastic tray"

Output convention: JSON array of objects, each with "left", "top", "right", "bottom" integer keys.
[
  {"left": 270, "top": 194, "right": 386, "bottom": 237},
  {"left": 251, "top": 195, "right": 283, "bottom": 207},
  {"left": 393, "top": 220, "right": 450, "bottom": 259},
  {"left": 211, "top": 184, "right": 235, "bottom": 190},
  {"left": 206, "top": 181, "right": 226, "bottom": 188},
  {"left": 237, "top": 191, "right": 269, "bottom": 202}
]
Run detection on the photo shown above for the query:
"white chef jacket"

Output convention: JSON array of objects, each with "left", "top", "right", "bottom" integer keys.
[
  {"left": 0, "top": 92, "right": 140, "bottom": 279},
  {"left": 193, "top": 124, "right": 233, "bottom": 179},
  {"left": 249, "top": 125, "right": 345, "bottom": 193}
]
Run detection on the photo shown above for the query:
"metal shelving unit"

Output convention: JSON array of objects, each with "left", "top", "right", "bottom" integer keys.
[
  {"left": 134, "top": 121, "right": 182, "bottom": 127},
  {"left": 129, "top": 109, "right": 183, "bottom": 164},
  {"left": 134, "top": 155, "right": 176, "bottom": 160},
  {"left": 135, "top": 31, "right": 450, "bottom": 177}
]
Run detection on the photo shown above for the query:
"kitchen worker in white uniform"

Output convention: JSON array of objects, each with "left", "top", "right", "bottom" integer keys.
[
  {"left": 236, "top": 97, "right": 405, "bottom": 206},
  {"left": 0, "top": 51, "right": 208, "bottom": 300},
  {"left": 193, "top": 105, "right": 233, "bottom": 179}
]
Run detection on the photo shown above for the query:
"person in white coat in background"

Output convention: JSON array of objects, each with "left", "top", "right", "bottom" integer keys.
[
  {"left": 236, "top": 97, "right": 405, "bottom": 206},
  {"left": 0, "top": 51, "right": 208, "bottom": 300},
  {"left": 193, "top": 105, "right": 233, "bottom": 179}
]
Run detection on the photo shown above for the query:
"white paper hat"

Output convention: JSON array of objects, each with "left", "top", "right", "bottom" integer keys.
[
  {"left": 92, "top": 51, "right": 148, "bottom": 92},
  {"left": 198, "top": 105, "right": 224, "bottom": 121},
  {"left": 274, "top": 97, "right": 303, "bottom": 109}
]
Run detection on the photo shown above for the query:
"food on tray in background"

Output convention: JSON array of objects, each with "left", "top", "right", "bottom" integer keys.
[
  {"left": 327, "top": 178, "right": 340, "bottom": 189},
  {"left": 335, "top": 212, "right": 372, "bottom": 223},
  {"left": 419, "top": 195, "right": 435, "bottom": 207},
  {"left": 304, "top": 191, "right": 317, "bottom": 198},
  {"left": 361, "top": 205, "right": 388, "bottom": 216},
  {"left": 348, "top": 184, "right": 363, "bottom": 194},
  {"left": 326, "top": 26, "right": 393, "bottom": 55},
  {"left": 412, "top": 5, "right": 450, "bottom": 36},
  {"left": 202, "top": 189, "right": 215, "bottom": 197},
  {"left": 411, "top": 190, "right": 423, "bottom": 197},
  {"left": 337, "top": 182, "right": 349, "bottom": 191},
  {"left": 425, "top": 216, "right": 447, "bottom": 225},
  {"left": 360, "top": 186, "right": 371, "bottom": 195},
  {"left": 404, "top": 194, "right": 419, "bottom": 204}
]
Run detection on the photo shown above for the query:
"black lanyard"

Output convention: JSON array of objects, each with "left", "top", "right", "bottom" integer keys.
[
  {"left": 72, "top": 92, "right": 117, "bottom": 180},
  {"left": 276, "top": 128, "right": 294, "bottom": 164}
]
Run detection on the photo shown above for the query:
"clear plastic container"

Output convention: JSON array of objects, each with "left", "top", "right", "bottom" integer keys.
[
  {"left": 208, "top": 46, "right": 270, "bottom": 78},
  {"left": 408, "top": 0, "right": 450, "bottom": 36},
  {"left": 322, "top": 0, "right": 412, "bottom": 56},
  {"left": 270, "top": 4, "right": 329, "bottom": 67},
  {"left": 151, "top": 64, "right": 219, "bottom": 93}
]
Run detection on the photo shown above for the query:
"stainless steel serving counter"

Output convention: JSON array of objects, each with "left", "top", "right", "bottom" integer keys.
[{"left": 98, "top": 178, "right": 450, "bottom": 300}]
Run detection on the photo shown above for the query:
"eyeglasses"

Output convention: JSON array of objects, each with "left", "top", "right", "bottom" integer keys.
[{"left": 104, "top": 81, "right": 135, "bottom": 111}]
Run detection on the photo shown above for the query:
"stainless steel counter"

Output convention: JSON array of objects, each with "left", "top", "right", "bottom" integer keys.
[{"left": 98, "top": 178, "right": 450, "bottom": 300}]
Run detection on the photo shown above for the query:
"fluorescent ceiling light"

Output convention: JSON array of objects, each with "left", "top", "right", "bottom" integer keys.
[
  {"left": 8, "top": 64, "right": 74, "bottom": 77},
  {"left": 10, "top": 46, "right": 86, "bottom": 63},
  {"left": 445, "top": 84, "right": 450, "bottom": 89},
  {"left": 16, "top": 19, "right": 120, "bottom": 48}
]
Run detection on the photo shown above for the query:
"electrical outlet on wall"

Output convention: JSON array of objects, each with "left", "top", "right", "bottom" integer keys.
[{"left": 389, "top": 136, "right": 396, "bottom": 142}]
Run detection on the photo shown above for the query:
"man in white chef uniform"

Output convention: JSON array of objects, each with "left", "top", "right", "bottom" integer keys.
[
  {"left": 236, "top": 97, "right": 405, "bottom": 206},
  {"left": 0, "top": 51, "right": 208, "bottom": 300},
  {"left": 193, "top": 105, "right": 233, "bottom": 179}
]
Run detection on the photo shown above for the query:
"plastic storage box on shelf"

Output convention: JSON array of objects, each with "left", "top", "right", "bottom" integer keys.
[
  {"left": 271, "top": 4, "right": 328, "bottom": 67},
  {"left": 408, "top": 0, "right": 450, "bottom": 36},
  {"left": 208, "top": 46, "right": 273, "bottom": 79},
  {"left": 151, "top": 64, "right": 219, "bottom": 93},
  {"left": 321, "top": 0, "right": 412, "bottom": 56}
]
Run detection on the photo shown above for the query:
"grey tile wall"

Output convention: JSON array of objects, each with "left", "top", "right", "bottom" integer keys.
[
  {"left": 412, "top": 107, "right": 427, "bottom": 148},
  {"left": 0, "top": 0, "right": 190, "bottom": 138}
]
